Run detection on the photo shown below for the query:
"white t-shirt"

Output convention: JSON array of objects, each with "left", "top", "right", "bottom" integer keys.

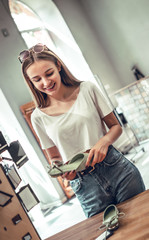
[{"left": 31, "top": 81, "right": 113, "bottom": 163}]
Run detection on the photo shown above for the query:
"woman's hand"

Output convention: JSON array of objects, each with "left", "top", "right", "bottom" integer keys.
[
  {"left": 85, "top": 137, "right": 110, "bottom": 167},
  {"left": 86, "top": 112, "right": 122, "bottom": 167},
  {"left": 62, "top": 170, "right": 76, "bottom": 180}
]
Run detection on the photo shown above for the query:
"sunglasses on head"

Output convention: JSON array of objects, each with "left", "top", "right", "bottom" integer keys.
[{"left": 18, "top": 43, "right": 48, "bottom": 64}]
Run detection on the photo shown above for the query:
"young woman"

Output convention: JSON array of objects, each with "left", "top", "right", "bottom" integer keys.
[{"left": 19, "top": 43, "right": 145, "bottom": 218}]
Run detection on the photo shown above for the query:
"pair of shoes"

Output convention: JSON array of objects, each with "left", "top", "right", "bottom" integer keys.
[
  {"left": 99, "top": 204, "right": 125, "bottom": 239},
  {"left": 48, "top": 153, "right": 92, "bottom": 177}
]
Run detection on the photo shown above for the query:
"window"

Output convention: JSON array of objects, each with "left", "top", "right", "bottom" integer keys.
[
  {"left": 9, "top": 0, "right": 56, "bottom": 49},
  {"left": 9, "top": 0, "right": 94, "bottom": 81}
]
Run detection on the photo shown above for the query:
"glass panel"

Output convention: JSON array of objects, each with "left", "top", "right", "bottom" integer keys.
[
  {"left": 9, "top": 0, "right": 42, "bottom": 31},
  {"left": 21, "top": 29, "right": 56, "bottom": 50}
]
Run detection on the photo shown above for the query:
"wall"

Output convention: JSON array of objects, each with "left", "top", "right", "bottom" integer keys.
[
  {"left": 54, "top": 0, "right": 149, "bottom": 90},
  {"left": 80, "top": 0, "right": 149, "bottom": 86},
  {"left": 53, "top": 0, "right": 122, "bottom": 94}
]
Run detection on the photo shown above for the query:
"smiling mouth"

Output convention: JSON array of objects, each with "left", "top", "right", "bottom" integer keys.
[{"left": 46, "top": 83, "right": 56, "bottom": 90}]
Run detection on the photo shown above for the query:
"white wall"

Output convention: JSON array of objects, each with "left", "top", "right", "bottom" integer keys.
[
  {"left": 80, "top": 0, "right": 149, "bottom": 86},
  {"left": 54, "top": 0, "right": 149, "bottom": 90},
  {"left": 53, "top": 0, "right": 122, "bottom": 94}
]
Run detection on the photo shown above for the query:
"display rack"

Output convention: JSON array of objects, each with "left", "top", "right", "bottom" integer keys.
[
  {"left": 94, "top": 75, "right": 148, "bottom": 162},
  {"left": 113, "top": 77, "right": 149, "bottom": 161},
  {"left": 114, "top": 77, "right": 149, "bottom": 142}
]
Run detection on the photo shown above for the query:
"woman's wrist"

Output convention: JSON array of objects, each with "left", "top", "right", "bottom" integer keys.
[{"left": 103, "top": 125, "right": 122, "bottom": 146}]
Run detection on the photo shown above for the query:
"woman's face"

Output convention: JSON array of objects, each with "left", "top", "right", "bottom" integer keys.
[{"left": 26, "top": 59, "right": 62, "bottom": 99}]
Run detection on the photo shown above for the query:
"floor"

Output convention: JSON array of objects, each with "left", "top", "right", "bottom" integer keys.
[{"left": 30, "top": 140, "right": 149, "bottom": 240}]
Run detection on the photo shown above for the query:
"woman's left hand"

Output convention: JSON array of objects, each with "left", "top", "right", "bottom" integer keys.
[
  {"left": 85, "top": 137, "right": 109, "bottom": 167},
  {"left": 85, "top": 112, "right": 123, "bottom": 167},
  {"left": 62, "top": 170, "right": 76, "bottom": 180}
]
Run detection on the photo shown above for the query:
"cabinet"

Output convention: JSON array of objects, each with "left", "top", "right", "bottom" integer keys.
[{"left": 20, "top": 101, "right": 74, "bottom": 199}]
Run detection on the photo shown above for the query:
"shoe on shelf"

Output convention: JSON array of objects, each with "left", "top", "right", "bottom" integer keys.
[{"left": 48, "top": 153, "right": 92, "bottom": 178}]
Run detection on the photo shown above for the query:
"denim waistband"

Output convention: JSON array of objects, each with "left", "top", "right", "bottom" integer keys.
[{"left": 74, "top": 165, "right": 96, "bottom": 179}]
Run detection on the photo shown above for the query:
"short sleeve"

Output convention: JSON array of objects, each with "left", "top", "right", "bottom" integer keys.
[
  {"left": 88, "top": 81, "right": 113, "bottom": 118},
  {"left": 31, "top": 110, "right": 55, "bottom": 149}
]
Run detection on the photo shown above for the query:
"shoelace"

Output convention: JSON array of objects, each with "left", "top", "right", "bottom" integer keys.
[
  {"left": 48, "top": 160, "right": 64, "bottom": 174},
  {"left": 99, "top": 212, "right": 125, "bottom": 240}
]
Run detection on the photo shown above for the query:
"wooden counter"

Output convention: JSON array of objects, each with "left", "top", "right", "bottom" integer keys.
[{"left": 46, "top": 190, "right": 149, "bottom": 240}]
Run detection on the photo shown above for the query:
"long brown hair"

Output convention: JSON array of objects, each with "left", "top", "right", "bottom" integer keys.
[{"left": 21, "top": 47, "right": 81, "bottom": 108}]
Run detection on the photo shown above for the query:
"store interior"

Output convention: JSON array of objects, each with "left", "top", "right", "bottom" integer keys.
[{"left": 0, "top": 0, "right": 149, "bottom": 239}]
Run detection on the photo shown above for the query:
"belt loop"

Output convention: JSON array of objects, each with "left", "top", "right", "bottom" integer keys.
[{"left": 76, "top": 172, "right": 83, "bottom": 181}]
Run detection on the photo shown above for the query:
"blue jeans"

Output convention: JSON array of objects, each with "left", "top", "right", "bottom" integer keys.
[{"left": 70, "top": 145, "right": 145, "bottom": 218}]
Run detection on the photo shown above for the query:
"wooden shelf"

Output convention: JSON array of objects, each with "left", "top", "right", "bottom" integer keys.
[{"left": 0, "top": 164, "right": 41, "bottom": 240}]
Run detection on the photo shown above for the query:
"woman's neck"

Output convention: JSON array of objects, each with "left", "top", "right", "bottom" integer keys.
[{"left": 48, "top": 85, "right": 79, "bottom": 105}]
